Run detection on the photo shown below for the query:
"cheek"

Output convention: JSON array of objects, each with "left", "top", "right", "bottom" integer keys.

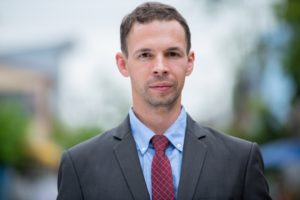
[
  {"left": 129, "top": 70, "right": 147, "bottom": 88},
  {"left": 172, "top": 65, "right": 189, "bottom": 77},
  {"left": 173, "top": 69, "right": 188, "bottom": 87},
  {"left": 130, "top": 65, "right": 151, "bottom": 80}
]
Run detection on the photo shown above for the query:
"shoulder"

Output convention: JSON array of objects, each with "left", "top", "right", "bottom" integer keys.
[
  {"left": 188, "top": 116, "right": 265, "bottom": 173},
  {"left": 186, "top": 116, "right": 271, "bottom": 199},
  {"left": 65, "top": 116, "right": 131, "bottom": 161},
  {"left": 205, "top": 126, "right": 254, "bottom": 150},
  {"left": 187, "top": 115, "right": 257, "bottom": 158}
]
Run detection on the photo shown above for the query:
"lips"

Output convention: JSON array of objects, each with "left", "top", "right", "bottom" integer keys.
[{"left": 149, "top": 82, "right": 173, "bottom": 92}]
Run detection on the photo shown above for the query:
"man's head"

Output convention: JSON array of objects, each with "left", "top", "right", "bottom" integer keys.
[
  {"left": 116, "top": 2, "right": 194, "bottom": 111},
  {"left": 120, "top": 2, "right": 191, "bottom": 57}
]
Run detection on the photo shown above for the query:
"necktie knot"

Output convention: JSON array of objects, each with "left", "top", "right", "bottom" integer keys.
[{"left": 151, "top": 135, "right": 169, "bottom": 153}]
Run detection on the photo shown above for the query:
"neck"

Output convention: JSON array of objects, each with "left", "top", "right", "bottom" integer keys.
[{"left": 132, "top": 101, "right": 182, "bottom": 135}]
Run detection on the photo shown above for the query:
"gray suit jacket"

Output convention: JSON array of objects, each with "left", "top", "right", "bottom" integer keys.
[{"left": 57, "top": 115, "right": 271, "bottom": 200}]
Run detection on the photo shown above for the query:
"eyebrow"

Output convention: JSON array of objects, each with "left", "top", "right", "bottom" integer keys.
[
  {"left": 134, "top": 48, "right": 152, "bottom": 55},
  {"left": 166, "top": 47, "right": 185, "bottom": 53}
]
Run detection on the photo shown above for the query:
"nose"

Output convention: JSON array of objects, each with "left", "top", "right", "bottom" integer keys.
[{"left": 152, "top": 56, "right": 168, "bottom": 76}]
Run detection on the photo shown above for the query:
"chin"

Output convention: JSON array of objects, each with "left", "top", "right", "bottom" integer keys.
[{"left": 147, "top": 96, "right": 179, "bottom": 108}]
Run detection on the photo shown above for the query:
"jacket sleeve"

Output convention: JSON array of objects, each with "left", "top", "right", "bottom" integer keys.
[
  {"left": 243, "top": 143, "right": 272, "bottom": 200},
  {"left": 57, "top": 150, "right": 84, "bottom": 200}
]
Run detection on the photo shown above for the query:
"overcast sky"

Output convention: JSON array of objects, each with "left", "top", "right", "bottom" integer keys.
[{"left": 0, "top": 0, "right": 278, "bottom": 129}]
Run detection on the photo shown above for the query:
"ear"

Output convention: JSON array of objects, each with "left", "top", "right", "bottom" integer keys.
[
  {"left": 116, "top": 52, "right": 129, "bottom": 77},
  {"left": 185, "top": 51, "right": 195, "bottom": 76}
]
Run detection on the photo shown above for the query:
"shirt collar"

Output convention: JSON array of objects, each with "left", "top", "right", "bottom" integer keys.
[{"left": 129, "top": 107, "right": 187, "bottom": 155}]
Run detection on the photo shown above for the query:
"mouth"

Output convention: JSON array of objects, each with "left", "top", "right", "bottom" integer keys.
[{"left": 149, "top": 82, "right": 173, "bottom": 92}]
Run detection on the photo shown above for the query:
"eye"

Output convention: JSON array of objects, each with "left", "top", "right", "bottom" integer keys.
[
  {"left": 138, "top": 52, "right": 153, "bottom": 59},
  {"left": 166, "top": 51, "right": 181, "bottom": 58}
]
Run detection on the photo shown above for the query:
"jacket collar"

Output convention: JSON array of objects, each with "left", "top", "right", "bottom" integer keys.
[{"left": 112, "top": 114, "right": 208, "bottom": 200}]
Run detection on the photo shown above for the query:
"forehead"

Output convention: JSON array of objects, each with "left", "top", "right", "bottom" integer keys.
[{"left": 127, "top": 20, "right": 186, "bottom": 52}]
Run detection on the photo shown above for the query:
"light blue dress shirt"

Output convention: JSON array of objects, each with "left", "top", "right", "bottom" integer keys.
[{"left": 129, "top": 107, "right": 187, "bottom": 199}]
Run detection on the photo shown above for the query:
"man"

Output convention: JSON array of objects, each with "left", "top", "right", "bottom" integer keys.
[{"left": 57, "top": 2, "right": 271, "bottom": 200}]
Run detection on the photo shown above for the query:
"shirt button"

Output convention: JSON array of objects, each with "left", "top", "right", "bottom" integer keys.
[
  {"left": 142, "top": 147, "right": 146, "bottom": 151},
  {"left": 177, "top": 144, "right": 182, "bottom": 148}
]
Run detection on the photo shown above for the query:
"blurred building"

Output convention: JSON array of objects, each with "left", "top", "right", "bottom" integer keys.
[
  {"left": 0, "top": 41, "right": 72, "bottom": 135},
  {"left": 0, "top": 41, "right": 73, "bottom": 200},
  {"left": 0, "top": 41, "right": 72, "bottom": 167}
]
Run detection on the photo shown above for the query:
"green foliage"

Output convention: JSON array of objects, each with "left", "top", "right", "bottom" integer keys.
[
  {"left": 276, "top": 0, "right": 300, "bottom": 24},
  {"left": 276, "top": 0, "right": 300, "bottom": 102},
  {"left": 0, "top": 98, "right": 103, "bottom": 169},
  {"left": 228, "top": 94, "right": 286, "bottom": 144},
  {"left": 52, "top": 120, "right": 102, "bottom": 149},
  {"left": 230, "top": 0, "right": 300, "bottom": 143},
  {"left": 0, "top": 101, "right": 29, "bottom": 167}
]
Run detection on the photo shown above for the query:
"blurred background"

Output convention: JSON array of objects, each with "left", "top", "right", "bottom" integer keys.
[{"left": 0, "top": 0, "right": 299, "bottom": 199}]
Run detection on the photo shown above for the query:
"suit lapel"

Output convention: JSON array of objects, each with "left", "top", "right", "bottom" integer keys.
[
  {"left": 177, "top": 115, "right": 208, "bottom": 200},
  {"left": 113, "top": 117, "right": 150, "bottom": 200}
]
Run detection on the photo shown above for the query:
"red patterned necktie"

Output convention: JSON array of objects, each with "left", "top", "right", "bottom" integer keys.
[{"left": 151, "top": 135, "right": 175, "bottom": 200}]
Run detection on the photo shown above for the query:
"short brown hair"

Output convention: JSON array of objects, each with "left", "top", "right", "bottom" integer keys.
[{"left": 120, "top": 2, "right": 191, "bottom": 56}]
